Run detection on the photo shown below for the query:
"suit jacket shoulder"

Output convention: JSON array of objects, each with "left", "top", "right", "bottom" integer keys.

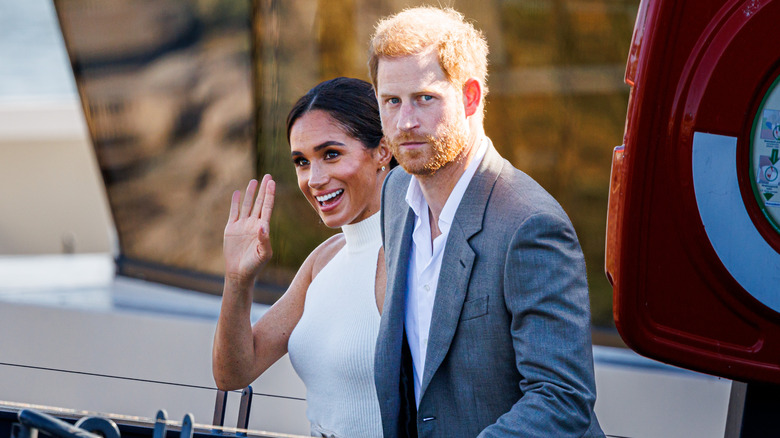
[{"left": 471, "top": 146, "right": 574, "bottom": 235}]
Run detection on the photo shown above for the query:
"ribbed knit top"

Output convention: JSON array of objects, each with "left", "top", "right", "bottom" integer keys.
[{"left": 287, "top": 212, "right": 382, "bottom": 438}]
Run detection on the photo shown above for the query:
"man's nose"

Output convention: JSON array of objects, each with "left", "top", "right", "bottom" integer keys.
[{"left": 397, "top": 102, "right": 419, "bottom": 132}]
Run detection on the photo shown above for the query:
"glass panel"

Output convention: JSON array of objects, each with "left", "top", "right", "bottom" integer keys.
[
  {"left": 54, "top": 0, "right": 637, "bottom": 327},
  {"left": 253, "top": 0, "right": 638, "bottom": 328},
  {"left": 53, "top": 0, "right": 259, "bottom": 294}
]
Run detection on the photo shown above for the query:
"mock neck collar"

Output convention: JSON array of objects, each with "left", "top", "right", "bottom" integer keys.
[{"left": 341, "top": 211, "right": 381, "bottom": 252}]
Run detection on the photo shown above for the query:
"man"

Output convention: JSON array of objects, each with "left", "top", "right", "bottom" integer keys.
[{"left": 370, "top": 6, "right": 604, "bottom": 437}]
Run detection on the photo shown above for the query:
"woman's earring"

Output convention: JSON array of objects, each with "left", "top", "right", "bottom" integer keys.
[{"left": 381, "top": 166, "right": 386, "bottom": 172}]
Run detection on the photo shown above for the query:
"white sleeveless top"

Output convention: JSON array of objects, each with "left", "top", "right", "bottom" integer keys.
[{"left": 287, "top": 213, "right": 383, "bottom": 438}]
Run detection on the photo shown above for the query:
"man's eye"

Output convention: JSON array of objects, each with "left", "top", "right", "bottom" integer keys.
[
  {"left": 420, "top": 95, "right": 433, "bottom": 102},
  {"left": 387, "top": 97, "right": 400, "bottom": 105}
]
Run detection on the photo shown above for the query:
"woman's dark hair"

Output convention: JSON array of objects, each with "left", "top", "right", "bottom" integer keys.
[{"left": 286, "top": 77, "right": 396, "bottom": 167}]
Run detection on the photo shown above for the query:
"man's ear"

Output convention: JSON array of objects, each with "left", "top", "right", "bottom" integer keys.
[{"left": 462, "top": 78, "right": 482, "bottom": 117}]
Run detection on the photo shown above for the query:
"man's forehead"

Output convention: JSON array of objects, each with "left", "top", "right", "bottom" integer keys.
[{"left": 376, "top": 52, "right": 449, "bottom": 93}]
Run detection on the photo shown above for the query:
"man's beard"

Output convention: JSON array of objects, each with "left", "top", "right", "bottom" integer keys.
[{"left": 387, "top": 121, "right": 469, "bottom": 176}]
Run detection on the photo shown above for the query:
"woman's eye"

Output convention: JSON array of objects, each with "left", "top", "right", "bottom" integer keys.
[
  {"left": 324, "top": 150, "right": 340, "bottom": 159},
  {"left": 293, "top": 157, "right": 309, "bottom": 167}
]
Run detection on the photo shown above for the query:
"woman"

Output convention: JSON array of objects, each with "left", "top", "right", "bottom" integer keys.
[{"left": 212, "top": 77, "right": 392, "bottom": 437}]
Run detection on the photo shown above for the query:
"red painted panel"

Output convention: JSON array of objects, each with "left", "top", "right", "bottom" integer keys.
[{"left": 607, "top": 0, "right": 780, "bottom": 384}]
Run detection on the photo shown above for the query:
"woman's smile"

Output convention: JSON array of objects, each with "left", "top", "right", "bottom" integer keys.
[{"left": 315, "top": 189, "right": 345, "bottom": 209}]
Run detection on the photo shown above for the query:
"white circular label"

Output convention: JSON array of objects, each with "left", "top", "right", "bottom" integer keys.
[{"left": 693, "top": 133, "right": 780, "bottom": 312}]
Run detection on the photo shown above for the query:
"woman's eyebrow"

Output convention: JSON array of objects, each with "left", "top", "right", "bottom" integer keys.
[
  {"left": 313, "top": 141, "right": 346, "bottom": 152},
  {"left": 291, "top": 141, "right": 345, "bottom": 158}
]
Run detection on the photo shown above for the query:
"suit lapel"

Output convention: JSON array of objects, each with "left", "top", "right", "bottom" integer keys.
[
  {"left": 420, "top": 143, "right": 505, "bottom": 397},
  {"left": 384, "top": 206, "right": 415, "bottom": 347},
  {"left": 376, "top": 171, "right": 415, "bottom": 415}
]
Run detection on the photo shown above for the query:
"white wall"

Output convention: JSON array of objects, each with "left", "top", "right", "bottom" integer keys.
[
  {"left": 594, "top": 347, "right": 732, "bottom": 438},
  {"left": 0, "top": 98, "right": 116, "bottom": 255}
]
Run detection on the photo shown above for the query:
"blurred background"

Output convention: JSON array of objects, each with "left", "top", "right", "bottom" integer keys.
[
  {"left": 248, "top": 0, "right": 636, "bottom": 330},
  {"left": 2, "top": 0, "right": 635, "bottom": 330}
]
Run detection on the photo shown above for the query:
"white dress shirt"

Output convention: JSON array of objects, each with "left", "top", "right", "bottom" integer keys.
[{"left": 404, "top": 137, "right": 488, "bottom": 406}]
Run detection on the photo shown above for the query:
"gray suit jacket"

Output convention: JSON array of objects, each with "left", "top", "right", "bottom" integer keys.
[{"left": 375, "top": 142, "right": 604, "bottom": 437}]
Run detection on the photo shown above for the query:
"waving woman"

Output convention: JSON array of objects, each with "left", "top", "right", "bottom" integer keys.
[{"left": 212, "top": 77, "right": 392, "bottom": 437}]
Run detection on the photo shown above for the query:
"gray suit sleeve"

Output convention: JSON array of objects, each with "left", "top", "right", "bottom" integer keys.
[{"left": 478, "top": 212, "right": 602, "bottom": 438}]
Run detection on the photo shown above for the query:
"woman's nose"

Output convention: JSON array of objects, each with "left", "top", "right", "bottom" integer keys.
[{"left": 308, "top": 162, "right": 328, "bottom": 188}]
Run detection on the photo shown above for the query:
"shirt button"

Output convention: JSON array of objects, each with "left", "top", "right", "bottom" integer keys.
[{"left": 424, "top": 284, "right": 430, "bottom": 291}]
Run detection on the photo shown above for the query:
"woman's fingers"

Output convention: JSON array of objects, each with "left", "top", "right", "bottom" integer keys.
[
  {"left": 259, "top": 179, "right": 275, "bottom": 235},
  {"left": 251, "top": 174, "right": 272, "bottom": 218},
  {"left": 230, "top": 175, "right": 273, "bottom": 225},
  {"left": 240, "top": 179, "right": 258, "bottom": 219},
  {"left": 228, "top": 190, "right": 242, "bottom": 223}
]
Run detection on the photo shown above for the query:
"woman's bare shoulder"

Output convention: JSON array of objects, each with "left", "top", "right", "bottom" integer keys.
[
  {"left": 306, "top": 233, "right": 346, "bottom": 279},
  {"left": 274, "top": 233, "right": 345, "bottom": 307}
]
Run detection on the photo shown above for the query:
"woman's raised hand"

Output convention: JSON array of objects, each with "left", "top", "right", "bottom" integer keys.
[{"left": 223, "top": 175, "right": 276, "bottom": 285}]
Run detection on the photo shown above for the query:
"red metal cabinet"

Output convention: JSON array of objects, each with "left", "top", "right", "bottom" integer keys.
[{"left": 607, "top": 0, "right": 780, "bottom": 384}]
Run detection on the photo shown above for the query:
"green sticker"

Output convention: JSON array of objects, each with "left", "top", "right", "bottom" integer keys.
[{"left": 750, "top": 75, "right": 780, "bottom": 234}]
